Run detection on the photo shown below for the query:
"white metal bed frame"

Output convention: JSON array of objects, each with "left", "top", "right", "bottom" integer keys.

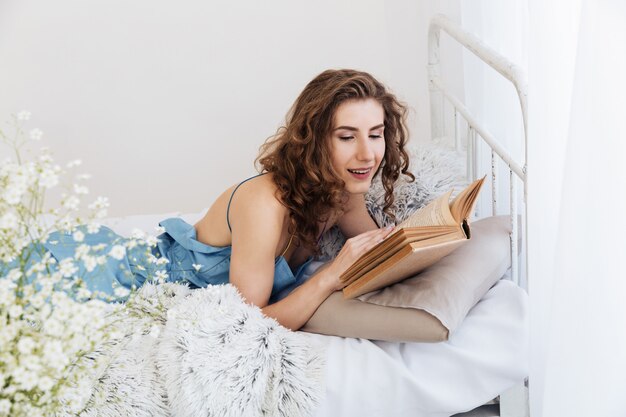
[{"left": 428, "top": 14, "right": 529, "bottom": 417}]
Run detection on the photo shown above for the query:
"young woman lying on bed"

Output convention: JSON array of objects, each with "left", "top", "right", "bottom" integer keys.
[{"left": 24, "top": 69, "right": 415, "bottom": 330}]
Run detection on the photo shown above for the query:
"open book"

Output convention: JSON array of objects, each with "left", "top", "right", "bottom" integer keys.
[{"left": 341, "top": 176, "right": 486, "bottom": 299}]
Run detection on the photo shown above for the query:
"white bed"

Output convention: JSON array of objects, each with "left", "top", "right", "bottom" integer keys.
[{"left": 99, "top": 14, "right": 529, "bottom": 417}]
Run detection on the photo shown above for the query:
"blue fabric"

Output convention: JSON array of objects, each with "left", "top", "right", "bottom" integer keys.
[{"left": 16, "top": 218, "right": 311, "bottom": 303}]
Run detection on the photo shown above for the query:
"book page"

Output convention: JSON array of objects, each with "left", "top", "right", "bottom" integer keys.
[
  {"left": 397, "top": 190, "right": 457, "bottom": 229},
  {"left": 449, "top": 176, "right": 486, "bottom": 222}
]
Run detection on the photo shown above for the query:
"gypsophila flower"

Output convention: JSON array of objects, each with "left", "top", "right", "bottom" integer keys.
[
  {"left": 63, "top": 195, "right": 81, "bottom": 211},
  {"left": 39, "top": 166, "right": 60, "bottom": 188},
  {"left": 88, "top": 196, "right": 109, "bottom": 210},
  {"left": 154, "top": 225, "right": 165, "bottom": 234},
  {"left": 0, "top": 399, "right": 10, "bottom": 415},
  {"left": 108, "top": 244, "right": 126, "bottom": 260},
  {"left": 1, "top": 114, "right": 168, "bottom": 417},
  {"left": 59, "top": 258, "right": 79, "bottom": 277},
  {"left": 73, "top": 183, "right": 89, "bottom": 195},
  {"left": 0, "top": 212, "right": 18, "bottom": 230},
  {"left": 145, "top": 235, "right": 159, "bottom": 247},
  {"left": 66, "top": 159, "right": 82, "bottom": 168},
  {"left": 6, "top": 268, "right": 23, "bottom": 282},
  {"left": 113, "top": 285, "right": 131, "bottom": 298},
  {"left": 17, "top": 110, "right": 31, "bottom": 120},
  {"left": 8, "top": 304, "right": 23, "bottom": 318},
  {"left": 72, "top": 230, "right": 85, "bottom": 242},
  {"left": 154, "top": 270, "right": 168, "bottom": 283},
  {"left": 192, "top": 263, "right": 202, "bottom": 272},
  {"left": 155, "top": 257, "right": 169, "bottom": 266},
  {"left": 86, "top": 222, "right": 101, "bottom": 234},
  {"left": 17, "top": 337, "right": 36, "bottom": 354},
  {"left": 29, "top": 128, "right": 43, "bottom": 141},
  {"left": 130, "top": 228, "right": 146, "bottom": 240}
]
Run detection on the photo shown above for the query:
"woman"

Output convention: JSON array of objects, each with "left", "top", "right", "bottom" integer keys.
[
  {"left": 189, "top": 69, "right": 413, "bottom": 330},
  {"left": 17, "top": 69, "right": 414, "bottom": 331}
]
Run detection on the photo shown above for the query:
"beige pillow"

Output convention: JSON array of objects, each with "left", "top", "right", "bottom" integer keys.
[{"left": 301, "top": 215, "right": 516, "bottom": 342}]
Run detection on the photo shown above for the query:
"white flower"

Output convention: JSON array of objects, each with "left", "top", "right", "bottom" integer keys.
[
  {"left": 154, "top": 225, "right": 165, "bottom": 234},
  {"left": 43, "top": 318, "right": 63, "bottom": 337},
  {"left": 17, "top": 337, "right": 36, "bottom": 354},
  {"left": 72, "top": 230, "right": 85, "bottom": 242},
  {"left": 74, "top": 244, "right": 90, "bottom": 259},
  {"left": 63, "top": 195, "right": 80, "bottom": 210},
  {"left": 0, "top": 399, "right": 10, "bottom": 415},
  {"left": 82, "top": 255, "right": 97, "bottom": 272},
  {"left": 130, "top": 228, "right": 146, "bottom": 239},
  {"left": 73, "top": 183, "right": 89, "bottom": 195},
  {"left": 154, "top": 270, "right": 168, "bottom": 282},
  {"left": 30, "top": 294, "right": 46, "bottom": 309},
  {"left": 0, "top": 212, "right": 18, "bottom": 230},
  {"left": 17, "top": 110, "right": 31, "bottom": 120},
  {"left": 38, "top": 376, "right": 55, "bottom": 391},
  {"left": 155, "top": 257, "right": 169, "bottom": 266},
  {"left": 86, "top": 222, "right": 101, "bottom": 234},
  {"left": 29, "top": 128, "right": 43, "bottom": 141},
  {"left": 88, "top": 196, "right": 109, "bottom": 210},
  {"left": 3, "top": 184, "right": 25, "bottom": 205},
  {"left": 8, "top": 304, "right": 23, "bottom": 318},
  {"left": 108, "top": 245, "right": 126, "bottom": 260},
  {"left": 145, "top": 235, "right": 159, "bottom": 247},
  {"left": 6, "top": 269, "right": 22, "bottom": 282},
  {"left": 192, "top": 263, "right": 202, "bottom": 272},
  {"left": 59, "top": 259, "right": 78, "bottom": 277},
  {"left": 113, "top": 286, "right": 130, "bottom": 298},
  {"left": 66, "top": 159, "right": 82, "bottom": 168},
  {"left": 39, "top": 167, "right": 59, "bottom": 188}
]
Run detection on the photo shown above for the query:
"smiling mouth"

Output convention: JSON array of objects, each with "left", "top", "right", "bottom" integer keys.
[{"left": 347, "top": 168, "right": 372, "bottom": 175}]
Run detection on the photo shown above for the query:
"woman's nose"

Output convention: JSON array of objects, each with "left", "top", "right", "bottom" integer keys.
[{"left": 356, "top": 138, "right": 375, "bottom": 161}]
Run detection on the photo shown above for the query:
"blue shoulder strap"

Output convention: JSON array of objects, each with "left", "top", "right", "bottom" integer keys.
[{"left": 226, "top": 173, "right": 265, "bottom": 232}]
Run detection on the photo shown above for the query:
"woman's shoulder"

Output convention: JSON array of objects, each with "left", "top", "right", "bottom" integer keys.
[{"left": 231, "top": 173, "right": 286, "bottom": 214}]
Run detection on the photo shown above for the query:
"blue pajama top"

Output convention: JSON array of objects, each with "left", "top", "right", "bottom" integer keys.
[{"left": 38, "top": 217, "right": 312, "bottom": 303}]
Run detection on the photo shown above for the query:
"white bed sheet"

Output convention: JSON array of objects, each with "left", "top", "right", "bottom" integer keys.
[
  {"left": 103, "top": 212, "right": 529, "bottom": 417},
  {"left": 306, "top": 279, "right": 528, "bottom": 417}
]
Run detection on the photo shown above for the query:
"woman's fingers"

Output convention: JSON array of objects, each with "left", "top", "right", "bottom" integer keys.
[{"left": 341, "top": 226, "right": 396, "bottom": 260}]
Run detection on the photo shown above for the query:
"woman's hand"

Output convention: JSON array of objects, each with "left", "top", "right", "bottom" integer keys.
[{"left": 323, "top": 226, "right": 396, "bottom": 291}]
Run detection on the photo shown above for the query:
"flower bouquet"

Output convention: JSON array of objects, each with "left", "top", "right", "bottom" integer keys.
[{"left": 0, "top": 112, "right": 164, "bottom": 417}]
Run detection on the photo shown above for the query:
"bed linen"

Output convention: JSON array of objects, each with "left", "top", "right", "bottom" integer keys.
[
  {"left": 308, "top": 277, "right": 528, "bottom": 417},
  {"left": 102, "top": 212, "right": 529, "bottom": 417}
]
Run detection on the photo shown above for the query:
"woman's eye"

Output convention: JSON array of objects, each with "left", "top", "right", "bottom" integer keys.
[
  {"left": 369, "top": 134, "right": 383, "bottom": 139},
  {"left": 339, "top": 136, "right": 354, "bottom": 141}
]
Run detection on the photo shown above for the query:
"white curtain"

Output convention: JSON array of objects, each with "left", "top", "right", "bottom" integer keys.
[
  {"left": 462, "top": 0, "right": 626, "bottom": 415},
  {"left": 529, "top": 0, "right": 626, "bottom": 416}
]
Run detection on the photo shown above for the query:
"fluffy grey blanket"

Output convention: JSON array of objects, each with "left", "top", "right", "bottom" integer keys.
[{"left": 81, "top": 284, "right": 325, "bottom": 417}]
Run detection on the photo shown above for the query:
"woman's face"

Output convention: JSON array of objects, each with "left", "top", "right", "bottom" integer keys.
[{"left": 329, "top": 98, "right": 386, "bottom": 195}]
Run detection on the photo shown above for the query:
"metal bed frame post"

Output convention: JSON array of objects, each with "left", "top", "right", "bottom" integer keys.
[{"left": 428, "top": 14, "right": 529, "bottom": 417}]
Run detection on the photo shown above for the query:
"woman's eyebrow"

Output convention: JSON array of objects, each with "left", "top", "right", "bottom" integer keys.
[{"left": 333, "top": 123, "right": 385, "bottom": 131}]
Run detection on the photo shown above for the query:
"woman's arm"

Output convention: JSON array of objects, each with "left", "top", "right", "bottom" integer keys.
[
  {"left": 228, "top": 184, "right": 393, "bottom": 330},
  {"left": 261, "top": 226, "right": 393, "bottom": 330}
]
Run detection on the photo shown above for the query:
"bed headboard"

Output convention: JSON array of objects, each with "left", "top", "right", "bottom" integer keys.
[{"left": 427, "top": 14, "right": 528, "bottom": 291}]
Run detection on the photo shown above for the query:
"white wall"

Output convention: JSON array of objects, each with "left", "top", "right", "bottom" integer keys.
[{"left": 0, "top": 0, "right": 462, "bottom": 216}]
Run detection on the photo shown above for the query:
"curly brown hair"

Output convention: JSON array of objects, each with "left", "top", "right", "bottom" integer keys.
[{"left": 256, "top": 69, "right": 414, "bottom": 251}]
